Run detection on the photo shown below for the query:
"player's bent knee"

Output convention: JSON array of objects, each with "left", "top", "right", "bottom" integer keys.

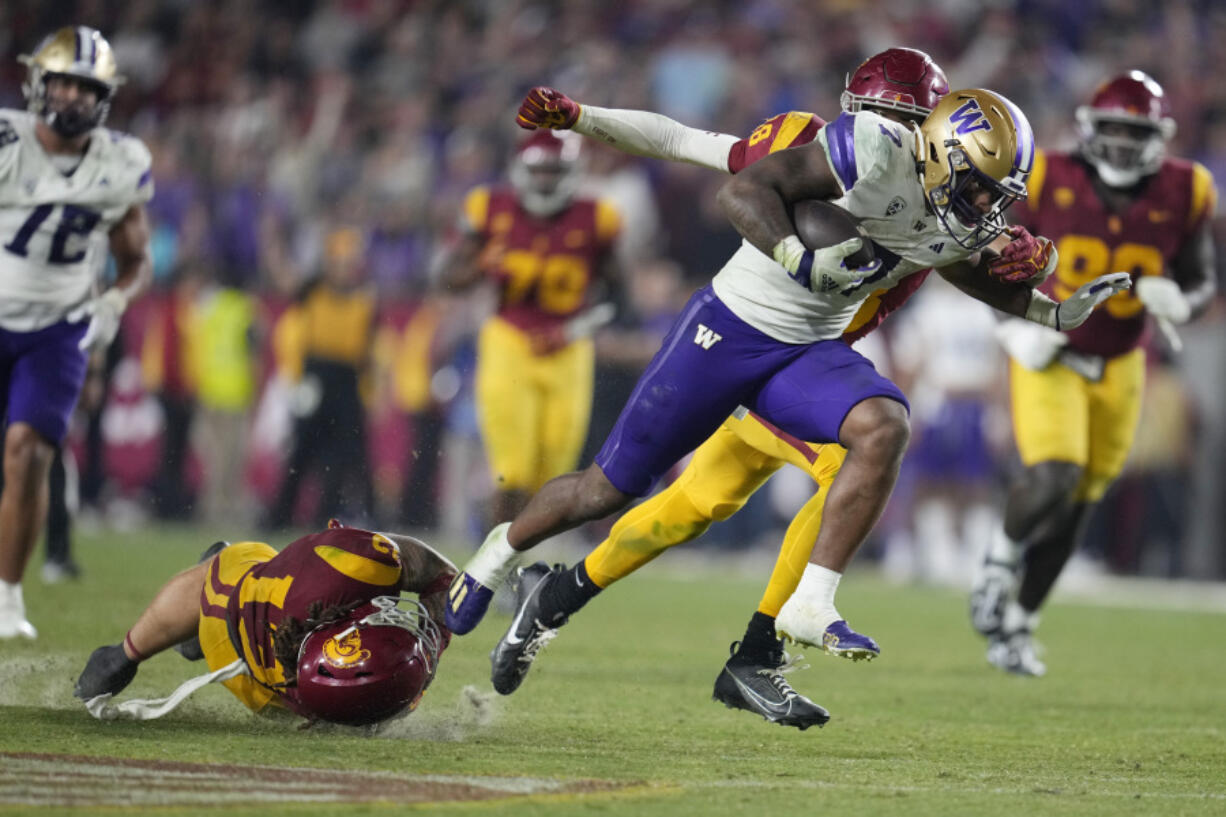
[
  {"left": 576, "top": 466, "right": 634, "bottom": 518},
  {"left": 4, "top": 424, "right": 55, "bottom": 476},
  {"left": 1021, "top": 461, "right": 1084, "bottom": 504},
  {"left": 840, "top": 398, "right": 910, "bottom": 466}
]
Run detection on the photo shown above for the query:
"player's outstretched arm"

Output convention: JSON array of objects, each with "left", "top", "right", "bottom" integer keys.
[{"left": 516, "top": 86, "right": 740, "bottom": 173}]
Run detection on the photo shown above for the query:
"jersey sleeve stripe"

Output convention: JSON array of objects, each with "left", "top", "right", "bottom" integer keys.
[
  {"left": 1188, "top": 162, "right": 1217, "bottom": 229},
  {"left": 770, "top": 113, "right": 815, "bottom": 153},
  {"left": 1025, "top": 149, "right": 1048, "bottom": 213},
  {"left": 137, "top": 168, "right": 152, "bottom": 189},
  {"left": 824, "top": 113, "right": 858, "bottom": 190},
  {"left": 313, "top": 544, "right": 403, "bottom": 587}
]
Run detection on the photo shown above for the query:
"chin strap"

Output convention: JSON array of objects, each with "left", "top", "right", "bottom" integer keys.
[{"left": 83, "top": 659, "right": 250, "bottom": 721}]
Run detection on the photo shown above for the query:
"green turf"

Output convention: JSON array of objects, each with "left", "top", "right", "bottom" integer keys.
[{"left": 3, "top": 525, "right": 1225, "bottom": 816}]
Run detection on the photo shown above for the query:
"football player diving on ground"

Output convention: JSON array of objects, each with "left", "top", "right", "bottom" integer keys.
[
  {"left": 447, "top": 58, "right": 1132, "bottom": 727},
  {"left": 971, "top": 71, "right": 1217, "bottom": 676},
  {"left": 74, "top": 521, "right": 457, "bottom": 727}
]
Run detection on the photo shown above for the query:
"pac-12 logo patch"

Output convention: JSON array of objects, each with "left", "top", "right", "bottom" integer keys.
[
  {"left": 885, "top": 196, "right": 906, "bottom": 216},
  {"left": 949, "top": 98, "right": 992, "bottom": 135}
]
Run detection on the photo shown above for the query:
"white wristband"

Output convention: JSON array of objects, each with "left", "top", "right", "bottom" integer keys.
[
  {"left": 1025, "top": 289, "right": 1061, "bottom": 330},
  {"left": 771, "top": 235, "right": 807, "bottom": 274}
]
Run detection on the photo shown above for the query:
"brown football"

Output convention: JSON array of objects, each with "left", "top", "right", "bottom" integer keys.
[{"left": 790, "top": 199, "right": 875, "bottom": 268}]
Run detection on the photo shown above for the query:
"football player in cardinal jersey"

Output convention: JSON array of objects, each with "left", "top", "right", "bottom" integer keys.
[
  {"left": 0, "top": 28, "right": 153, "bottom": 640},
  {"left": 971, "top": 71, "right": 1217, "bottom": 676},
  {"left": 439, "top": 130, "right": 622, "bottom": 525},
  {"left": 448, "top": 49, "right": 1131, "bottom": 727},
  {"left": 73, "top": 521, "right": 456, "bottom": 727}
]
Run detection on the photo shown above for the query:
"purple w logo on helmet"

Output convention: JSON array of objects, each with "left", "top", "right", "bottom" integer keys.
[{"left": 949, "top": 99, "right": 992, "bottom": 135}]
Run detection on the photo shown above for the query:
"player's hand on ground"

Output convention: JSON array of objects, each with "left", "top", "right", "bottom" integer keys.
[
  {"left": 516, "top": 87, "right": 580, "bottom": 130},
  {"left": 989, "top": 226, "right": 1057, "bottom": 284},
  {"left": 1134, "top": 276, "right": 1191, "bottom": 324},
  {"left": 1056, "top": 272, "right": 1132, "bottom": 329},
  {"left": 67, "top": 289, "right": 128, "bottom": 352},
  {"left": 773, "top": 235, "right": 881, "bottom": 293}
]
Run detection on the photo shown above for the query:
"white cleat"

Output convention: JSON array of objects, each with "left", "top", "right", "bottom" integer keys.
[
  {"left": 0, "top": 609, "right": 37, "bottom": 640},
  {"left": 986, "top": 630, "right": 1046, "bottom": 677}
]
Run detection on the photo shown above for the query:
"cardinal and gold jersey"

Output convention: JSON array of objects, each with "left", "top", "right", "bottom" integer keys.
[
  {"left": 1018, "top": 150, "right": 1216, "bottom": 358},
  {"left": 0, "top": 110, "right": 153, "bottom": 331},
  {"left": 198, "top": 525, "right": 404, "bottom": 715}
]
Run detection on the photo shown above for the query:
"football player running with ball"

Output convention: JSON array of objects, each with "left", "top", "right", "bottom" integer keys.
[
  {"left": 74, "top": 520, "right": 457, "bottom": 727},
  {"left": 445, "top": 54, "right": 1134, "bottom": 727},
  {"left": 0, "top": 28, "right": 153, "bottom": 640},
  {"left": 971, "top": 72, "right": 1217, "bottom": 677}
]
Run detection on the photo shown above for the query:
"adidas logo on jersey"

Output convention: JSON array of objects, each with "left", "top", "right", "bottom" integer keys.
[
  {"left": 929, "top": 242, "right": 945, "bottom": 254},
  {"left": 693, "top": 324, "right": 722, "bottom": 349}
]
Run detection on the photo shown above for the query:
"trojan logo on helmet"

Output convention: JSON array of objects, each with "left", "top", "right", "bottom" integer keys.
[
  {"left": 1076, "top": 70, "right": 1176, "bottom": 188},
  {"left": 841, "top": 47, "right": 950, "bottom": 121},
  {"left": 295, "top": 596, "right": 444, "bottom": 726},
  {"left": 915, "top": 88, "right": 1035, "bottom": 250},
  {"left": 19, "top": 26, "right": 124, "bottom": 139},
  {"left": 509, "top": 129, "right": 583, "bottom": 217}
]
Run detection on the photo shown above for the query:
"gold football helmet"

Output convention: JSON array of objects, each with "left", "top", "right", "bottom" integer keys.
[
  {"left": 19, "top": 26, "right": 124, "bottom": 138},
  {"left": 915, "top": 89, "right": 1034, "bottom": 249}
]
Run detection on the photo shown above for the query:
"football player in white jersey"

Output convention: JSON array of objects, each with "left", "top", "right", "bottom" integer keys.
[
  {"left": 452, "top": 87, "right": 1131, "bottom": 700},
  {"left": 0, "top": 27, "right": 153, "bottom": 639}
]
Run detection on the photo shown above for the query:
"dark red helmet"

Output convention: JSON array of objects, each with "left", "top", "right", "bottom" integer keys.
[
  {"left": 295, "top": 596, "right": 444, "bottom": 726},
  {"left": 1076, "top": 71, "right": 1176, "bottom": 187},
  {"left": 841, "top": 47, "right": 949, "bottom": 121},
  {"left": 509, "top": 129, "right": 583, "bottom": 216}
]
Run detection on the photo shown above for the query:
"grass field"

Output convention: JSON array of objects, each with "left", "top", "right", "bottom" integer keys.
[{"left": 2, "top": 525, "right": 1225, "bottom": 816}]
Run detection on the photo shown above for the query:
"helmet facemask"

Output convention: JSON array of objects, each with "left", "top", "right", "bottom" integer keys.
[
  {"left": 927, "top": 145, "right": 1025, "bottom": 249},
  {"left": 1076, "top": 112, "right": 1172, "bottom": 187},
  {"left": 29, "top": 71, "right": 113, "bottom": 138},
  {"left": 510, "top": 131, "right": 582, "bottom": 217}
]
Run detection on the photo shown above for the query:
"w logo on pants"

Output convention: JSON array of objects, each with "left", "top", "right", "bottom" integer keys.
[{"left": 693, "top": 323, "right": 722, "bottom": 349}]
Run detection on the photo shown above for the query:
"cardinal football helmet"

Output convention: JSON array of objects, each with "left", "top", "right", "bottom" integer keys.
[
  {"left": 1076, "top": 71, "right": 1176, "bottom": 188},
  {"left": 295, "top": 596, "right": 444, "bottom": 726},
  {"left": 509, "top": 129, "right": 583, "bottom": 217},
  {"left": 19, "top": 26, "right": 124, "bottom": 138},
  {"left": 841, "top": 47, "right": 950, "bottom": 121},
  {"left": 916, "top": 89, "right": 1034, "bottom": 250}
]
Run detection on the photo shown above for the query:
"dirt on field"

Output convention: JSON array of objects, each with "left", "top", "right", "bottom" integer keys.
[{"left": 0, "top": 751, "right": 626, "bottom": 807}]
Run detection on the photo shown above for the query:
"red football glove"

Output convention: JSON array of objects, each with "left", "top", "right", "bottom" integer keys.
[
  {"left": 516, "top": 86, "right": 580, "bottom": 130},
  {"left": 989, "top": 226, "right": 1056, "bottom": 283}
]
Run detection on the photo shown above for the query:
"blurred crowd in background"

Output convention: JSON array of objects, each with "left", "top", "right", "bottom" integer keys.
[{"left": 4, "top": 0, "right": 1225, "bottom": 581}]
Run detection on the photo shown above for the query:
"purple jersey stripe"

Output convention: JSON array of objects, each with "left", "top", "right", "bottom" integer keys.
[
  {"left": 825, "top": 113, "right": 859, "bottom": 190},
  {"left": 137, "top": 168, "right": 152, "bottom": 188}
]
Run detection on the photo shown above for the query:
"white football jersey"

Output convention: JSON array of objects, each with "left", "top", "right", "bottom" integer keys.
[
  {"left": 712, "top": 111, "right": 977, "bottom": 344},
  {"left": 0, "top": 110, "right": 153, "bottom": 331}
]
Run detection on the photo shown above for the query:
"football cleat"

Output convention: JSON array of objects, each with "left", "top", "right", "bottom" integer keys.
[
  {"left": 818, "top": 620, "right": 881, "bottom": 661},
  {"left": 986, "top": 629, "right": 1047, "bottom": 677},
  {"left": 969, "top": 560, "right": 1017, "bottom": 637},
  {"left": 489, "top": 562, "right": 567, "bottom": 696},
  {"left": 712, "top": 642, "right": 829, "bottom": 730},
  {"left": 74, "top": 644, "right": 138, "bottom": 700},
  {"left": 445, "top": 572, "right": 495, "bottom": 636},
  {"left": 775, "top": 604, "right": 881, "bottom": 661}
]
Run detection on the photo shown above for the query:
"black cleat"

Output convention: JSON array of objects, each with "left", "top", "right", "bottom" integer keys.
[
  {"left": 489, "top": 562, "right": 567, "bottom": 695},
  {"left": 712, "top": 642, "right": 830, "bottom": 730},
  {"left": 74, "top": 644, "right": 139, "bottom": 700}
]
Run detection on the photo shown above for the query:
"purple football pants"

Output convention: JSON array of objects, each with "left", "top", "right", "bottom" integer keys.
[
  {"left": 595, "top": 286, "right": 908, "bottom": 496},
  {"left": 0, "top": 320, "right": 89, "bottom": 444}
]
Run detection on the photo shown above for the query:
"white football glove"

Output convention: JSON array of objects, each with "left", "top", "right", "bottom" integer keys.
[
  {"left": 995, "top": 318, "right": 1067, "bottom": 371},
  {"left": 67, "top": 289, "right": 129, "bottom": 352},
  {"left": 1027, "top": 271, "right": 1132, "bottom": 330},
  {"left": 1134, "top": 276, "right": 1191, "bottom": 325},
  {"left": 772, "top": 235, "right": 881, "bottom": 294}
]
